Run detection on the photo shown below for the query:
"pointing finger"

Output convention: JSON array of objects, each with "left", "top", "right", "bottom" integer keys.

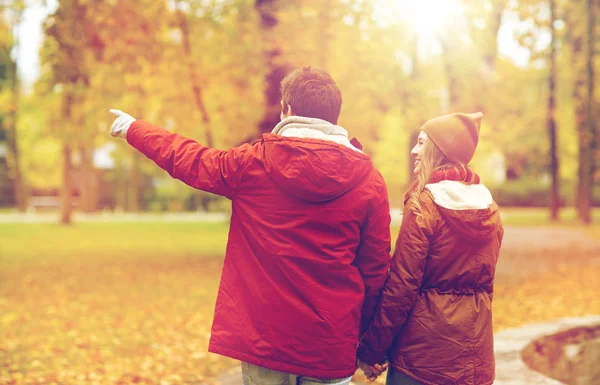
[{"left": 109, "top": 109, "right": 123, "bottom": 117}]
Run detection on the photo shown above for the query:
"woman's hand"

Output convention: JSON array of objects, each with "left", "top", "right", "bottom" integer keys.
[{"left": 357, "top": 359, "right": 389, "bottom": 382}]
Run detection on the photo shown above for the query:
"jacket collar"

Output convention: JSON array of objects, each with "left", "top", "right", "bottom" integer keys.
[
  {"left": 272, "top": 116, "right": 362, "bottom": 153},
  {"left": 425, "top": 180, "right": 493, "bottom": 210}
]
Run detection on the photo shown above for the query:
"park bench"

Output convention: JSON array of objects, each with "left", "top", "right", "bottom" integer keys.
[
  {"left": 27, "top": 196, "right": 78, "bottom": 211},
  {"left": 28, "top": 196, "right": 60, "bottom": 209}
]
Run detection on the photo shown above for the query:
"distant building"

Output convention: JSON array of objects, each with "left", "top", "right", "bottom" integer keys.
[
  {"left": 476, "top": 148, "right": 506, "bottom": 186},
  {"left": 487, "top": 149, "right": 507, "bottom": 185},
  {"left": 0, "top": 139, "right": 120, "bottom": 209}
]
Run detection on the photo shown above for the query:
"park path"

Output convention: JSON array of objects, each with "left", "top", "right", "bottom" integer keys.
[{"left": 495, "top": 226, "right": 600, "bottom": 283}]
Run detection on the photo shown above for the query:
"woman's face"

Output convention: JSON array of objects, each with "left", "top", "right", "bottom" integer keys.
[{"left": 410, "top": 130, "right": 429, "bottom": 175}]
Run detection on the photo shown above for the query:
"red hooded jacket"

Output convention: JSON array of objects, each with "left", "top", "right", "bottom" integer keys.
[{"left": 127, "top": 120, "right": 391, "bottom": 379}]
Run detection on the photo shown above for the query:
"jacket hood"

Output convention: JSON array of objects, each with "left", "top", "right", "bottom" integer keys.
[
  {"left": 262, "top": 134, "right": 373, "bottom": 203},
  {"left": 425, "top": 180, "right": 501, "bottom": 243}
]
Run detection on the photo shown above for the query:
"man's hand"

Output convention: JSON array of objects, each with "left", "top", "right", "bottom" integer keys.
[
  {"left": 357, "top": 359, "right": 388, "bottom": 382},
  {"left": 109, "top": 109, "right": 136, "bottom": 138}
]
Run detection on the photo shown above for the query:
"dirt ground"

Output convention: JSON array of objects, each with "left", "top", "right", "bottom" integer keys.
[{"left": 495, "top": 226, "right": 600, "bottom": 283}]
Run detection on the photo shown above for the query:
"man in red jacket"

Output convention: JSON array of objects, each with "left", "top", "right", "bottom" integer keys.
[{"left": 109, "top": 67, "right": 391, "bottom": 385}]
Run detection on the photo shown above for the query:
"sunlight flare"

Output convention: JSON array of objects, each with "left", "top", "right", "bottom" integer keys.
[{"left": 376, "top": 0, "right": 466, "bottom": 39}]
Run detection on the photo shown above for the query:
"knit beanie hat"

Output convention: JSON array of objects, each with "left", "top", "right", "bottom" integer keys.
[{"left": 421, "top": 112, "right": 483, "bottom": 165}]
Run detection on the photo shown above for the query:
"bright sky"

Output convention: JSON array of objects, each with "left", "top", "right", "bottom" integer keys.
[
  {"left": 15, "top": 0, "right": 531, "bottom": 91},
  {"left": 373, "top": 0, "right": 531, "bottom": 66},
  {"left": 14, "top": 0, "right": 56, "bottom": 90},
  {"left": 498, "top": 12, "right": 531, "bottom": 67}
]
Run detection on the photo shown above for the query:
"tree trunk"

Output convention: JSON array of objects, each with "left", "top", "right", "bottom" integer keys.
[
  {"left": 79, "top": 145, "right": 98, "bottom": 213},
  {"left": 475, "top": 0, "right": 506, "bottom": 115},
  {"left": 439, "top": 38, "right": 460, "bottom": 110},
  {"left": 60, "top": 91, "right": 75, "bottom": 224},
  {"left": 571, "top": 36, "right": 589, "bottom": 220},
  {"left": 127, "top": 151, "right": 141, "bottom": 212},
  {"left": 5, "top": 29, "right": 26, "bottom": 212},
  {"left": 175, "top": 3, "right": 213, "bottom": 147},
  {"left": 116, "top": 168, "right": 127, "bottom": 212},
  {"left": 255, "top": 0, "right": 289, "bottom": 135},
  {"left": 60, "top": 144, "right": 74, "bottom": 224},
  {"left": 577, "top": 0, "right": 596, "bottom": 224},
  {"left": 317, "top": 8, "right": 331, "bottom": 69},
  {"left": 483, "top": 0, "right": 506, "bottom": 70},
  {"left": 406, "top": 35, "right": 420, "bottom": 187},
  {"left": 565, "top": 0, "right": 588, "bottom": 221},
  {"left": 548, "top": 0, "right": 560, "bottom": 221}
]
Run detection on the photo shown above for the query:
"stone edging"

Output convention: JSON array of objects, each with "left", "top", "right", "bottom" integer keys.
[{"left": 493, "top": 315, "right": 600, "bottom": 385}]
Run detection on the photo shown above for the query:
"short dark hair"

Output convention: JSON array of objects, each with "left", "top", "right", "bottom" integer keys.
[{"left": 280, "top": 67, "right": 342, "bottom": 124}]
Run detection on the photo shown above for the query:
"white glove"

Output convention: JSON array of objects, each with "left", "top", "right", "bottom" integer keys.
[{"left": 109, "top": 109, "right": 136, "bottom": 138}]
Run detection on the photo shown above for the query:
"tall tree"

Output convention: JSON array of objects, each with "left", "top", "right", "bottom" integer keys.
[
  {"left": 565, "top": 0, "right": 589, "bottom": 221},
  {"left": 439, "top": 39, "right": 461, "bottom": 110},
  {"left": 577, "top": 0, "right": 596, "bottom": 223},
  {"left": 174, "top": 0, "right": 213, "bottom": 148},
  {"left": 468, "top": 0, "right": 507, "bottom": 113},
  {"left": 0, "top": 2, "right": 26, "bottom": 211},
  {"left": 59, "top": 91, "right": 74, "bottom": 223},
  {"left": 255, "top": 0, "right": 289, "bottom": 135},
  {"left": 89, "top": 0, "right": 168, "bottom": 212},
  {"left": 547, "top": 0, "right": 560, "bottom": 220},
  {"left": 42, "top": 0, "right": 105, "bottom": 222}
]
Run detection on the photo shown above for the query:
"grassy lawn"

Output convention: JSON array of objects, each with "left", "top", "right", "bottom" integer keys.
[
  {"left": 500, "top": 206, "right": 600, "bottom": 227},
  {"left": 1, "top": 222, "right": 234, "bottom": 385},
  {"left": 1, "top": 212, "right": 599, "bottom": 384},
  {"left": 0, "top": 221, "right": 229, "bottom": 267}
]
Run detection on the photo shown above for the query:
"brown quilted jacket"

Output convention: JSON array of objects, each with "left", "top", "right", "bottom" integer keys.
[{"left": 357, "top": 186, "right": 503, "bottom": 385}]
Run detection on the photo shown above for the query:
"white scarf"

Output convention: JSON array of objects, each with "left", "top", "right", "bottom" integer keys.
[
  {"left": 272, "top": 116, "right": 362, "bottom": 153},
  {"left": 425, "top": 180, "right": 493, "bottom": 210}
]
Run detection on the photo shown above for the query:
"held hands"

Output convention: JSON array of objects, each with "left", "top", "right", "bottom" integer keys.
[
  {"left": 109, "top": 109, "right": 136, "bottom": 138},
  {"left": 357, "top": 359, "right": 389, "bottom": 382}
]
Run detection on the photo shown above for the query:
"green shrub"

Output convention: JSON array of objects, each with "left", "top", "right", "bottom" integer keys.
[{"left": 490, "top": 179, "right": 600, "bottom": 207}]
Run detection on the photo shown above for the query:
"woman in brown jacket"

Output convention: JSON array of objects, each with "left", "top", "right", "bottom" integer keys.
[{"left": 357, "top": 112, "right": 503, "bottom": 385}]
